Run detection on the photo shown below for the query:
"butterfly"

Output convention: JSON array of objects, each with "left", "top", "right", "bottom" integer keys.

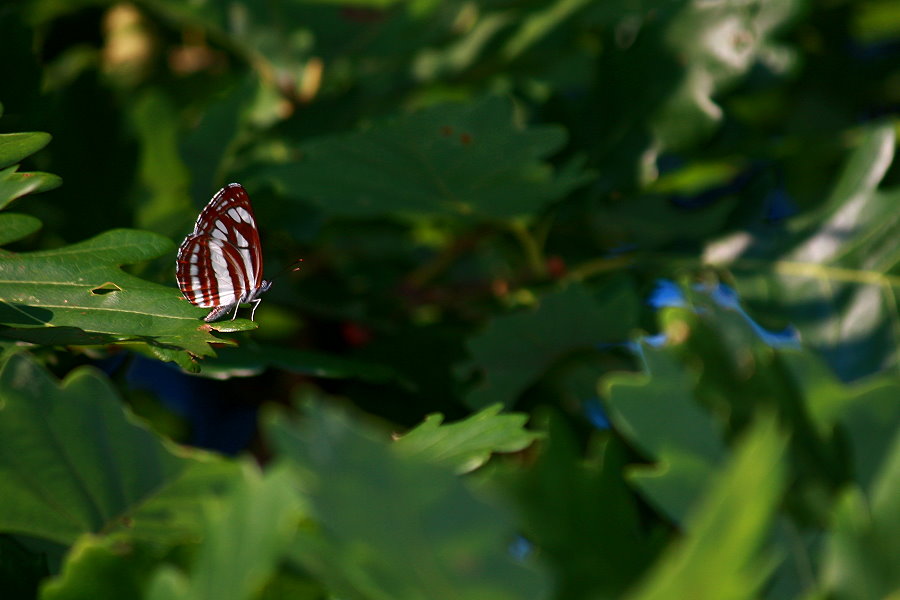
[{"left": 176, "top": 183, "right": 272, "bottom": 322}]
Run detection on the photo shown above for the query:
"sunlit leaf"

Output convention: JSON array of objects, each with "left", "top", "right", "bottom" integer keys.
[
  {"left": 709, "top": 124, "right": 900, "bottom": 380},
  {"left": 627, "top": 417, "right": 787, "bottom": 600},
  {"left": 40, "top": 535, "right": 161, "bottom": 600},
  {"left": 0, "top": 125, "right": 61, "bottom": 210},
  {"left": 395, "top": 404, "right": 540, "bottom": 473},
  {"left": 0, "top": 229, "right": 235, "bottom": 362}
]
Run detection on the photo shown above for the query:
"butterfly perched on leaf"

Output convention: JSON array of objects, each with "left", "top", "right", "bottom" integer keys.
[{"left": 176, "top": 183, "right": 272, "bottom": 322}]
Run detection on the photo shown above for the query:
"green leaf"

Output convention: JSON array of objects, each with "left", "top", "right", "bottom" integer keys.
[
  {"left": 262, "top": 96, "right": 590, "bottom": 219},
  {"left": 395, "top": 404, "right": 541, "bottom": 473},
  {"left": 129, "top": 90, "right": 192, "bottom": 237},
  {"left": 0, "top": 212, "right": 41, "bottom": 245},
  {"left": 145, "top": 467, "right": 302, "bottom": 600},
  {"left": 0, "top": 132, "right": 61, "bottom": 210},
  {"left": 649, "top": 3, "right": 799, "bottom": 152},
  {"left": 627, "top": 417, "right": 787, "bottom": 600},
  {"left": 779, "top": 350, "right": 900, "bottom": 491},
  {"left": 0, "top": 354, "right": 190, "bottom": 545},
  {"left": 0, "top": 229, "right": 231, "bottom": 361},
  {"left": 465, "top": 280, "right": 638, "bottom": 409},
  {"left": 504, "top": 410, "right": 665, "bottom": 599},
  {"left": 40, "top": 534, "right": 161, "bottom": 600},
  {"left": 709, "top": 124, "right": 900, "bottom": 380},
  {"left": 0, "top": 131, "right": 51, "bottom": 169},
  {"left": 267, "top": 402, "right": 550, "bottom": 600},
  {"left": 126, "top": 458, "right": 244, "bottom": 544},
  {"left": 200, "top": 343, "right": 398, "bottom": 383},
  {"left": 818, "top": 430, "right": 900, "bottom": 600},
  {"left": 602, "top": 342, "right": 727, "bottom": 523}
]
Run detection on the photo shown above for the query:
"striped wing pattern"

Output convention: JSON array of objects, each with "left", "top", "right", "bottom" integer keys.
[{"left": 176, "top": 183, "right": 271, "bottom": 322}]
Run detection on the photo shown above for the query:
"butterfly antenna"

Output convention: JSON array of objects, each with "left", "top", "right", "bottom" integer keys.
[{"left": 272, "top": 258, "right": 304, "bottom": 281}]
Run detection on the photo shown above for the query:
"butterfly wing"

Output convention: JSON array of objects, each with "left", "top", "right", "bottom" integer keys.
[
  {"left": 176, "top": 183, "right": 265, "bottom": 313},
  {"left": 176, "top": 234, "right": 250, "bottom": 309},
  {"left": 191, "top": 183, "right": 265, "bottom": 290}
]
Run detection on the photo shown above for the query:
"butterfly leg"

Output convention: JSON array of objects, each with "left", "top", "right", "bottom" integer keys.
[
  {"left": 250, "top": 298, "right": 262, "bottom": 321},
  {"left": 231, "top": 302, "right": 241, "bottom": 320}
]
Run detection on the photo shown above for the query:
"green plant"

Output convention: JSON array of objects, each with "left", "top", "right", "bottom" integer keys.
[{"left": 1, "top": 0, "right": 899, "bottom": 598}]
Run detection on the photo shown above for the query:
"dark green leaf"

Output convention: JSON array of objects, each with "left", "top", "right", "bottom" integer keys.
[
  {"left": 779, "top": 351, "right": 900, "bottom": 491},
  {"left": 262, "top": 96, "right": 590, "bottom": 219},
  {"left": 464, "top": 281, "right": 638, "bottom": 409},
  {"left": 818, "top": 426, "right": 900, "bottom": 600},
  {"left": 602, "top": 342, "right": 727, "bottom": 523},
  {"left": 504, "top": 410, "right": 664, "bottom": 599},
  {"left": 201, "top": 343, "right": 397, "bottom": 383}
]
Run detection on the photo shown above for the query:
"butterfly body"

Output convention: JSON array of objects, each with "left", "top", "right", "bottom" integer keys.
[{"left": 176, "top": 183, "right": 271, "bottom": 322}]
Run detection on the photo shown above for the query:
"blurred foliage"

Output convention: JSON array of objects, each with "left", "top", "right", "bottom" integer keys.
[{"left": 1, "top": 0, "right": 899, "bottom": 598}]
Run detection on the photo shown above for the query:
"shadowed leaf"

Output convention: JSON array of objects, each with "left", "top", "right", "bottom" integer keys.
[{"left": 262, "top": 96, "right": 590, "bottom": 219}]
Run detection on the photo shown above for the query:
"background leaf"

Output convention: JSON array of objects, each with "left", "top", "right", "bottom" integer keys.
[
  {"left": 267, "top": 402, "right": 551, "bottom": 600},
  {"left": 464, "top": 281, "right": 638, "bottom": 409},
  {"left": 627, "top": 417, "right": 787, "bottom": 600},
  {"left": 0, "top": 354, "right": 198, "bottom": 545},
  {"left": 708, "top": 124, "right": 900, "bottom": 381},
  {"left": 395, "top": 403, "right": 540, "bottom": 473},
  {"left": 0, "top": 213, "right": 41, "bottom": 245},
  {"left": 602, "top": 340, "right": 727, "bottom": 523},
  {"left": 145, "top": 467, "right": 302, "bottom": 600},
  {"left": 261, "top": 96, "right": 590, "bottom": 219}
]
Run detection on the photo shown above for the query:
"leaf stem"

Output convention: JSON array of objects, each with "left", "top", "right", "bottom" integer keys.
[{"left": 508, "top": 219, "right": 547, "bottom": 279}]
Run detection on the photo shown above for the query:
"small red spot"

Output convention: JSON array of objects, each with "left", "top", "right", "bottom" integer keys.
[
  {"left": 546, "top": 255, "right": 567, "bottom": 279},
  {"left": 440, "top": 126, "right": 454, "bottom": 137},
  {"left": 491, "top": 279, "right": 509, "bottom": 297},
  {"left": 460, "top": 133, "right": 472, "bottom": 145},
  {"left": 342, "top": 321, "right": 373, "bottom": 348}
]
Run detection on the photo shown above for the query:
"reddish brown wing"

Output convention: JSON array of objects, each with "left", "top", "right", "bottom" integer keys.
[
  {"left": 191, "top": 183, "right": 265, "bottom": 289},
  {"left": 176, "top": 235, "right": 248, "bottom": 309},
  {"left": 176, "top": 183, "right": 265, "bottom": 312}
]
